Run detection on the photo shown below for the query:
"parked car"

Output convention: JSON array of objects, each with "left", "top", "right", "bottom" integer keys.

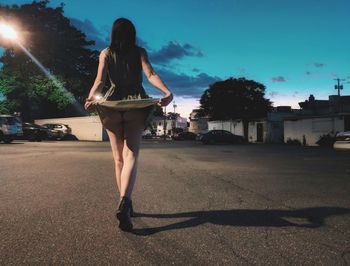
[
  {"left": 200, "top": 130, "right": 245, "bottom": 144},
  {"left": 333, "top": 131, "right": 350, "bottom": 150},
  {"left": 21, "top": 122, "right": 49, "bottom": 141},
  {"left": 0, "top": 115, "right": 21, "bottom": 143},
  {"left": 171, "top": 131, "right": 197, "bottom": 140},
  {"left": 42, "top": 123, "right": 72, "bottom": 140}
]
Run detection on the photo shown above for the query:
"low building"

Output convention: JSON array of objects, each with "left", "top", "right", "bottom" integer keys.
[
  {"left": 298, "top": 94, "right": 350, "bottom": 115},
  {"left": 152, "top": 115, "right": 188, "bottom": 136},
  {"left": 284, "top": 113, "right": 350, "bottom": 146},
  {"left": 35, "top": 115, "right": 108, "bottom": 141},
  {"left": 208, "top": 120, "right": 244, "bottom": 136},
  {"left": 189, "top": 109, "right": 209, "bottom": 134},
  {"left": 248, "top": 106, "right": 297, "bottom": 143},
  {"left": 208, "top": 106, "right": 296, "bottom": 143}
]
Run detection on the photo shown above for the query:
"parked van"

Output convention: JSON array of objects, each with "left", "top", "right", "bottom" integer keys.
[{"left": 0, "top": 115, "right": 22, "bottom": 143}]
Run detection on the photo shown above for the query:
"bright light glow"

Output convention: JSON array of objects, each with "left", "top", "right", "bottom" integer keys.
[
  {"left": 94, "top": 95, "right": 102, "bottom": 100},
  {"left": 0, "top": 23, "right": 18, "bottom": 40}
]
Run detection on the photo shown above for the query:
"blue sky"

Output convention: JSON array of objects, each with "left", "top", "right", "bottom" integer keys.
[{"left": 1, "top": 0, "right": 350, "bottom": 118}]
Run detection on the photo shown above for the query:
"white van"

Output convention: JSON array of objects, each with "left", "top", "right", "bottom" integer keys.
[{"left": 0, "top": 115, "right": 22, "bottom": 143}]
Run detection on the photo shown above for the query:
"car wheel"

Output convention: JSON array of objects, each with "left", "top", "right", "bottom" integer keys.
[{"left": 4, "top": 137, "right": 13, "bottom": 144}]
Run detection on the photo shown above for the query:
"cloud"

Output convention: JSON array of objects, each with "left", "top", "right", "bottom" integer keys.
[
  {"left": 69, "top": 18, "right": 108, "bottom": 50},
  {"left": 269, "top": 91, "right": 281, "bottom": 98},
  {"left": 144, "top": 67, "right": 220, "bottom": 97},
  {"left": 272, "top": 76, "right": 286, "bottom": 82},
  {"left": 292, "top": 91, "right": 300, "bottom": 97},
  {"left": 67, "top": 18, "right": 214, "bottom": 97},
  {"left": 149, "top": 41, "right": 203, "bottom": 64},
  {"left": 305, "top": 71, "right": 312, "bottom": 76},
  {"left": 314, "top": 63, "right": 325, "bottom": 68}
]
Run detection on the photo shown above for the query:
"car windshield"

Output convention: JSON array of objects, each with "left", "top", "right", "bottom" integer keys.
[{"left": 1, "top": 117, "right": 16, "bottom": 125}]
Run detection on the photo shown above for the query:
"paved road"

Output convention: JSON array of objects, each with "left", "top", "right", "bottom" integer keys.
[{"left": 1, "top": 140, "right": 350, "bottom": 265}]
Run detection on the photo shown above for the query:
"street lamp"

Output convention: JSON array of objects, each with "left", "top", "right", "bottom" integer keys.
[{"left": 0, "top": 23, "right": 18, "bottom": 40}]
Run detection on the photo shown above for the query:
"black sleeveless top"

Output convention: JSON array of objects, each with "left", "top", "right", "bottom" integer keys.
[{"left": 103, "top": 46, "right": 149, "bottom": 100}]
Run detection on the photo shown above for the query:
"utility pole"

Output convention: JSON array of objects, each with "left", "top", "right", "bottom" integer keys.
[
  {"left": 334, "top": 78, "right": 345, "bottom": 96},
  {"left": 172, "top": 101, "right": 177, "bottom": 134},
  {"left": 163, "top": 106, "right": 167, "bottom": 140}
]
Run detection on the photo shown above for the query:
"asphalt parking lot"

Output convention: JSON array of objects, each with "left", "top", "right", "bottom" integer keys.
[{"left": 1, "top": 140, "right": 350, "bottom": 265}]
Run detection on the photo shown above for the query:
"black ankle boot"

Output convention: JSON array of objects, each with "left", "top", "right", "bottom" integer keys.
[
  {"left": 116, "top": 196, "right": 133, "bottom": 231},
  {"left": 130, "top": 199, "right": 135, "bottom": 217}
]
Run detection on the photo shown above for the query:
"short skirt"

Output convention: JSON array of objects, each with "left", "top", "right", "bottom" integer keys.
[{"left": 95, "top": 89, "right": 158, "bottom": 131}]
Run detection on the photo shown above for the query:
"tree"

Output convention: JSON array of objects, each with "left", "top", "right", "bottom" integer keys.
[
  {"left": 199, "top": 77, "right": 272, "bottom": 138},
  {"left": 152, "top": 104, "right": 164, "bottom": 117},
  {"left": 0, "top": 1, "right": 99, "bottom": 120}
]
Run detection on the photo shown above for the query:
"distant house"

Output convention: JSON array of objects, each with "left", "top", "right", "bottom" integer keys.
[
  {"left": 248, "top": 106, "right": 297, "bottom": 143},
  {"left": 284, "top": 94, "right": 350, "bottom": 145},
  {"left": 208, "top": 120, "right": 244, "bottom": 136},
  {"left": 188, "top": 109, "right": 209, "bottom": 134},
  {"left": 299, "top": 94, "right": 350, "bottom": 114},
  {"left": 151, "top": 115, "right": 188, "bottom": 136},
  {"left": 208, "top": 106, "right": 296, "bottom": 143},
  {"left": 284, "top": 114, "right": 350, "bottom": 146}
]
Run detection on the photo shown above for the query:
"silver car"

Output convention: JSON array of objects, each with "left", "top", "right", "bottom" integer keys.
[
  {"left": 42, "top": 123, "right": 72, "bottom": 140},
  {"left": 334, "top": 131, "right": 350, "bottom": 150}
]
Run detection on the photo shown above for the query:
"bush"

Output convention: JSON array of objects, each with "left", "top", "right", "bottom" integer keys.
[
  {"left": 286, "top": 138, "right": 302, "bottom": 146},
  {"left": 316, "top": 134, "right": 336, "bottom": 147}
]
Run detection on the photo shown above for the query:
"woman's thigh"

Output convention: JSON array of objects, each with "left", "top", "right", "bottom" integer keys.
[
  {"left": 99, "top": 108, "right": 125, "bottom": 159},
  {"left": 122, "top": 109, "right": 147, "bottom": 154}
]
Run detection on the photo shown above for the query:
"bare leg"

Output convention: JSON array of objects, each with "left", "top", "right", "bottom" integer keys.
[
  {"left": 120, "top": 109, "right": 147, "bottom": 198},
  {"left": 98, "top": 108, "right": 125, "bottom": 194}
]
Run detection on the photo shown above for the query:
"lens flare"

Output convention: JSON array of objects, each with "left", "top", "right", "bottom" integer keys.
[
  {"left": 1, "top": 23, "right": 86, "bottom": 114},
  {"left": 0, "top": 23, "right": 18, "bottom": 40}
]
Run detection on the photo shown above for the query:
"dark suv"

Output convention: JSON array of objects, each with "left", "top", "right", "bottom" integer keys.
[{"left": 22, "top": 123, "right": 49, "bottom": 141}]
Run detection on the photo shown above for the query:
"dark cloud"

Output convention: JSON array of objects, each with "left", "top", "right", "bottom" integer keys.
[
  {"left": 305, "top": 71, "right": 312, "bottom": 76},
  {"left": 69, "top": 18, "right": 108, "bottom": 50},
  {"left": 68, "top": 18, "right": 214, "bottom": 97},
  {"left": 292, "top": 91, "right": 300, "bottom": 97},
  {"left": 272, "top": 76, "right": 286, "bottom": 82},
  {"left": 144, "top": 67, "right": 220, "bottom": 97},
  {"left": 314, "top": 63, "right": 325, "bottom": 68},
  {"left": 149, "top": 41, "right": 203, "bottom": 64}
]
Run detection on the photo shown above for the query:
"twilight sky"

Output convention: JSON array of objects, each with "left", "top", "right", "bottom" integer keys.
[{"left": 1, "top": 0, "right": 350, "bottom": 119}]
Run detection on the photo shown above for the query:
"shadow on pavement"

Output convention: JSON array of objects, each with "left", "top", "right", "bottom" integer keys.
[{"left": 132, "top": 207, "right": 350, "bottom": 236}]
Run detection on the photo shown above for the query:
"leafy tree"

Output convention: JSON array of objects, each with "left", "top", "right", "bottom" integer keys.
[
  {"left": 0, "top": 0, "right": 99, "bottom": 120},
  {"left": 152, "top": 104, "right": 164, "bottom": 117},
  {"left": 166, "top": 112, "right": 180, "bottom": 120},
  {"left": 199, "top": 77, "right": 272, "bottom": 138}
]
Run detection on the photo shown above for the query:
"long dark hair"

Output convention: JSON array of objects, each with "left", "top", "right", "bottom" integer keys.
[
  {"left": 108, "top": 18, "right": 142, "bottom": 82},
  {"left": 109, "top": 18, "right": 137, "bottom": 54}
]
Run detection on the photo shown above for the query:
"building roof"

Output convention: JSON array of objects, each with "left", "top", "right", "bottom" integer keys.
[{"left": 284, "top": 112, "right": 350, "bottom": 121}]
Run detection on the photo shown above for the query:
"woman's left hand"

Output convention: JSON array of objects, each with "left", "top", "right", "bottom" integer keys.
[{"left": 158, "top": 93, "right": 173, "bottom": 107}]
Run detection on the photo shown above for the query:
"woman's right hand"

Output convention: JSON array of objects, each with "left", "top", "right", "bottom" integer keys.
[
  {"left": 158, "top": 93, "right": 173, "bottom": 107},
  {"left": 84, "top": 99, "right": 95, "bottom": 111}
]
